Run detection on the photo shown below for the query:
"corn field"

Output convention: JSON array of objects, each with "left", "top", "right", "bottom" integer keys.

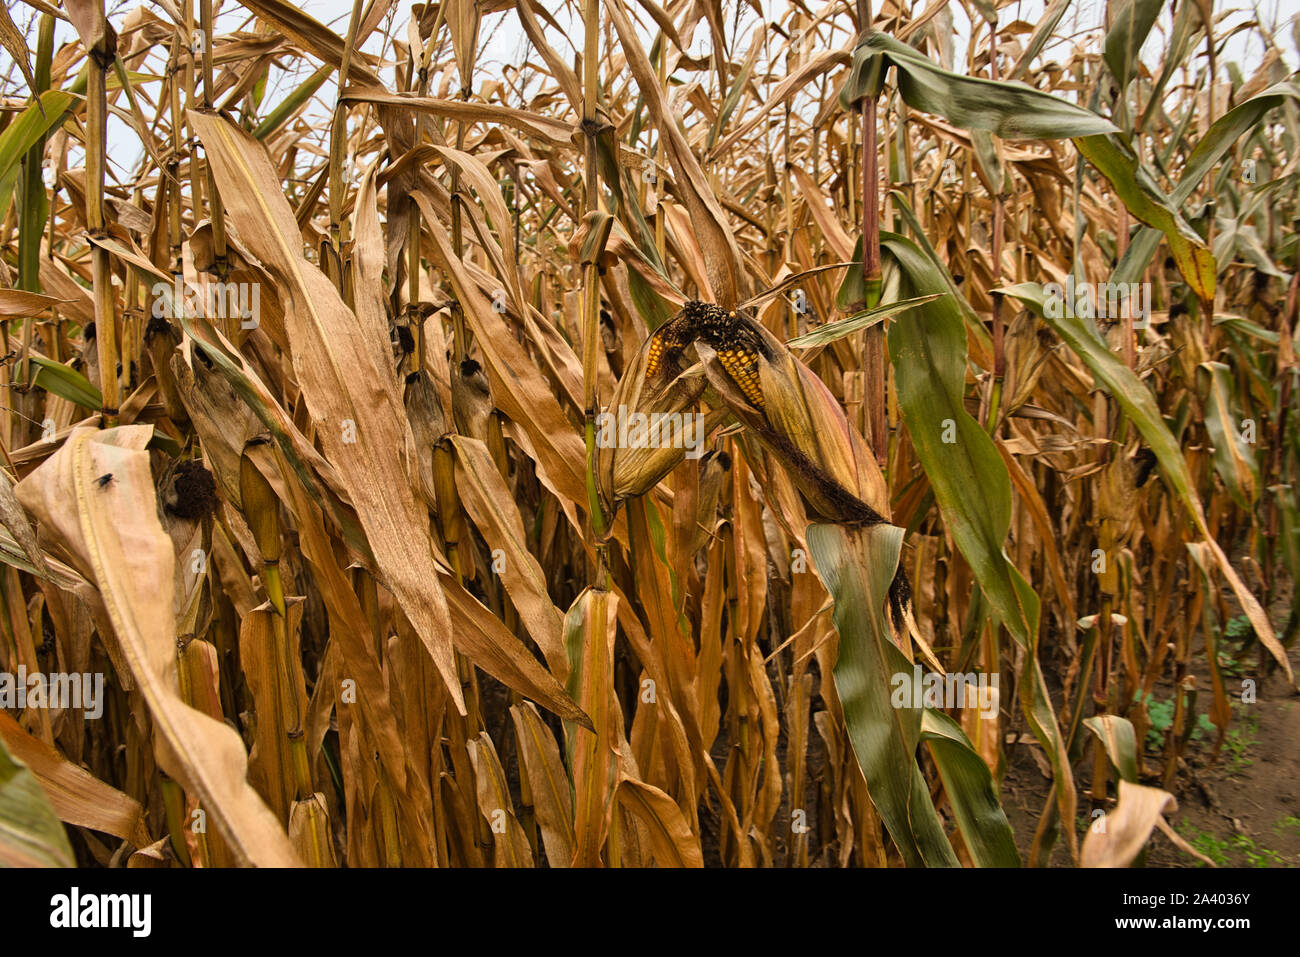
[{"left": 0, "top": 0, "right": 1297, "bottom": 870}]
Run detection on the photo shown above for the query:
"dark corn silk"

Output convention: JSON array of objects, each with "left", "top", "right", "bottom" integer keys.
[
  {"left": 646, "top": 301, "right": 773, "bottom": 409},
  {"left": 683, "top": 301, "right": 772, "bottom": 410}
]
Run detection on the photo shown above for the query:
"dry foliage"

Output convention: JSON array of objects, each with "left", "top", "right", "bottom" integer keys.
[{"left": 0, "top": 0, "right": 1296, "bottom": 868}]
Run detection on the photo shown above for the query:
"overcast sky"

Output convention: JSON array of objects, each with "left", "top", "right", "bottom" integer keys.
[{"left": 1, "top": 0, "right": 1295, "bottom": 186}]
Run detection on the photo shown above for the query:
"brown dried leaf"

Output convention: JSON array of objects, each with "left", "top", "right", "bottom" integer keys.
[{"left": 14, "top": 426, "right": 299, "bottom": 866}]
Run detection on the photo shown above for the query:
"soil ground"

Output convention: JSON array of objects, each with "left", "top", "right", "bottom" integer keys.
[{"left": 1003, "top": 640, "right": 1300, "bottom": 868}]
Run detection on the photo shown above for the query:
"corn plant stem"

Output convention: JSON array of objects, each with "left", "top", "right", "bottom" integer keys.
[
  {"left": 183, "top": 0, "right": 202, "bottom": 215},
  {"left": 855, "top": 0, "right": 885, "bottom": 466},
  {"left": 987, "top": 197, "right": 1005, "bottom": 431},
  {"left": 654, "top": 36, "right": 666, "bottom": 261},
  {"left": 260, "top": 546, "right": 312, "bottom": 800},
  {"left": 86, "top": 47, "right": 120, "bottom": 425},
  {"left": 1200, "top": 16, "right": 1217, "bottom": 318},
  {"left": 846, "top": 102, "right": 856, "bottom": 223},
  {"left": 297, "top": 801, "right": 330, "bottom": 866},
  {"left": 581, "top": 0, "right": 608, "bottom": 555},
  {"left": 16, "top": 15, "right": 54, "bottom": 401},
  {"left": 408, "top": 38, "right": 425, "bottom": 370},
  {"left": 1, "top": 567, "right": 51, "bottom": 744},
  {"left": 199, "top": 0, "right": 229, "bottom": 294},
  {"left": 449, "top": 189, "right": 468, "bottom": 365},
  {"left": 160, "top": 775, "right": 193, "bottom": 866},
  {"left": 411, "top": 6, "right": 446, "bottom": 372},
  {"left": 328, "top": 96, "right": 347, "bottom": 257},
  {"left": 18, "top": 24, "right": 52, "bottom": 296},
  {"left": 173, "top": 648, "right": 216, "bottom": 866},
  {"left": 167, "top": 40, "right": 184, "bottom": 279},
  {"left": 510, "top": 171, "right": 520, "bottom": 268},
  {"left": 783, "top": 103, "right": 793, "bottom": 269},
  {"left": 988, "top": 29, "right": 1006, "bottom": 428},
  {"left": 449, "top": 31, "right": 469, "bottom": 367},
  {"left": 1119, "top": 206, "right": 1134, "bottom": 369},
  {"left": 861, "top": 97, "right": 885, "bottom": 465},
  {"left": 275, "top": 614, "right": 313, "bottom": 798},
  {"left": 244, "top": 445, "right": 314, "bottom": 806},
  {"left": 437, "top": 440, "right": 483, "bottom": 728},
  {"left": 325, "top": 0, "right": 364, "bottom": 302},
  {"left": 407, "top": 206, "right": 422, "bottom": 367}
]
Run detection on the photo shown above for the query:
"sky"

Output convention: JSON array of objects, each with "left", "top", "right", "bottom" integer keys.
[{"left": 0, "top": 0, "right": 1296, "bottom": 186}]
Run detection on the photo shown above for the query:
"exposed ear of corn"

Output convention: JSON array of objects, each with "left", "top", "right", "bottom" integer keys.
[
  {"left": 596, "top": 321, "right": 710, "bottom": 516},
  {"left": 0, "top": 0, "right": 1294, "bottom": 871}
]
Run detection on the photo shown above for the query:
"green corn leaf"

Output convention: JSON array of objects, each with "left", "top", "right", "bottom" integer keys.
[
  {"left": 806, "top": 521, "right": 960, "bottom": 868},
  {"left": 1175, "top": 78, "right": 1300, "bottom": 206},
  {"left": 29, "top": 355, "right": 103, "bottom": 410},
  {"left": 0, "top": 90, "right": 77, "bottom": 223},
  {"left": 883, "top": 238, "right": 1079, "bottom": 858},
  {"left": 883, "top": 236, "right": 1038, "bottom": 646},
  {"left": 252, "top": 64, "right": 332, "bottom": 141},
  {"left": 841, "top": 32, "right": 1117, "bottom": 139},
  {"left": 1073, "top": 133, "right": 1216, "bottom": 301},
  {"left": 1103, "top": 0, "right": 1165, "bottom": 95},
  {"left": 787, "top": 294, "right": 939, "bottom": 348},
  {"left": 1083, "top": 714, "right": 1140, "bottom": 782},
  {"left": 921, "top": 708, "right": 1022, "bottom": 866},
  {"left": 1009, "top": 0, "right": 1074, "bottom": 78},
  {"left": 1113, "top": 78, "right": 1300, "bottom": 286}
]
